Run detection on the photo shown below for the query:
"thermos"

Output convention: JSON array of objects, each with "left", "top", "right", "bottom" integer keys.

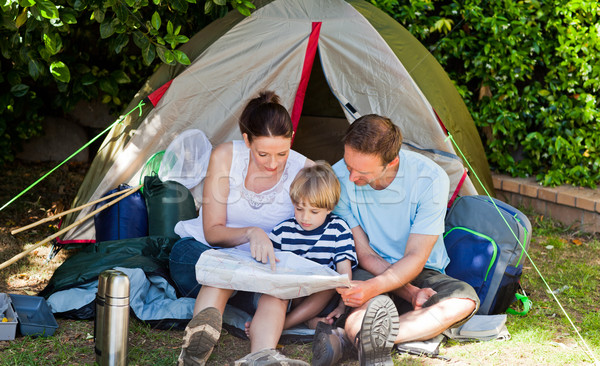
[{"left": 95, "top": 270, "right": 130, "bottom": 366}]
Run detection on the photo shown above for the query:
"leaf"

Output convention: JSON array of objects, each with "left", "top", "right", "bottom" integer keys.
[
  {"left": 111, "top": 70, "right": 131, "bottom": 84},
  {"left": 236, "top": 5, "right": 251, "bottom": 16},
  {"left": 43, "top": 32, "right": 62, "bottom": 55},
  {"left": 242, "top": 0, "right": 255, "bottom": 9},
  {"left": 60, "top": 9, "right": 77, "bottom": 24},
  {"left": 204, "top": 0, "right": 213, "bottom": 13},
  {"left": 50, "top": 61, "right": 70, "bottom": 83},
  {"left": 35, "top": 0, "right": 59, "bottom": 19},
  {"left": 167, "top": 20, "right": 173, "bottom": 35},
  {"left": 102, "top": 94, "right": 112, "bottom": 103},
  {"left": 169, "top": 0, "right": 187, "bottom": 12},
  {"left": 18, "top": 0, "right": 35, "bottom": 6},
  {"left": 214, "top": 0, "right": 226, "bottom": 5},
  {"left": 92, "top": 9, "right": 105, "bottom": 23},
  {"left": 80, "top": 73, "right": 97, "bottom": 85},
  {"left": 172, "top": 50, "right": 190, "bottom": 65},
  {"left": 151, "top": 11, "right": 161, "bottom": 30},
  {"left": 100, "top": 19, "right": 115, "bottom": 38},
  {"left": 133, "top": 31, "right": 149, "bottom": 49},
  {"left": 142, "top": 44, "right": 155, "bottom": 65},
  {"left": 28, "top": 59, "right": 43, "bottom": 80},
  {"left": 16, "top": 8, "right": 28, "bottom": 28},
  {"left": 10, "top": 84, "right": 30, "bottom": 97},
  {"left": 99, "top": 77, "right": 118, "bottom": 95},
  {"left": 156, "top": 46, "right": 175, "bottom": 65},
  {"left": 571, "top": 239, "right": 583, "bottom": 246},
  {"left": 112, "top": 33, "right": 129, "bottom": 54}
]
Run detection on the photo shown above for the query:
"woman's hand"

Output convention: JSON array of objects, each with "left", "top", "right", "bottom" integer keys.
[{"left": 247, "top": 227, "right": 278, "bottom": 270}]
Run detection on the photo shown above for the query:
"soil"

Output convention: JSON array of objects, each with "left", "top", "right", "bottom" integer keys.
[{"left": 0, "top": 161, "right": 90, "bottom": 352}]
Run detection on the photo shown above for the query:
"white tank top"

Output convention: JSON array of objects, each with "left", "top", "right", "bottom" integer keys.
[{"left": 174, "top": 140, "right": 307, "bottom": 248}]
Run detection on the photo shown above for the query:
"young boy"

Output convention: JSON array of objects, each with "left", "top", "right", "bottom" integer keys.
[{"left": 270, "top": 161, "right": 357, "bottom": 330}]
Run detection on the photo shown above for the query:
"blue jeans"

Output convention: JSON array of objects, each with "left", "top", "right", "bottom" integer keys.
[{"left": 169, "top": 237, "right": 211, "bottom": 298}]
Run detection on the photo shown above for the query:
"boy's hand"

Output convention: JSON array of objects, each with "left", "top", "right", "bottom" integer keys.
[{"left": 325, "top": 301, "right": 345, "bottom": 323}]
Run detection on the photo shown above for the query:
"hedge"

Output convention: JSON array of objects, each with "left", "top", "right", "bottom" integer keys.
[{"left": 374, "top": 0, "right": 600, "bottom": 187}]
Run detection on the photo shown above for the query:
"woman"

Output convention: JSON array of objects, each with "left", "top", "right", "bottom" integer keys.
[{"left": 170, "top": 91, "right": 312, "bottom": 365}]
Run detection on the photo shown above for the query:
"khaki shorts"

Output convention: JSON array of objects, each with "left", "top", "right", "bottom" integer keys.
[{"left": 353, "top": 268, "right": 480, "bottom": 328}]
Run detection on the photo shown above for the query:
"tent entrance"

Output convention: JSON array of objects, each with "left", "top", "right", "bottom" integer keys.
[{"left": 293, "top": 49, "right": 348, "bottom": 165}]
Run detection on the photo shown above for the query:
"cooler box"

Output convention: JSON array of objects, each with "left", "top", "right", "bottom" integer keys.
[
  {"left": 0, "top": 298, "right": 18, "bottom": 341},
  {"left": 9, "top": 294, "right": 58, "bottom": 337}
]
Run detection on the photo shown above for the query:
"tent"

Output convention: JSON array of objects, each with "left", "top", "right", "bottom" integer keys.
[{"left": 60, "top": 0, "right": 493, "bottom": 243}]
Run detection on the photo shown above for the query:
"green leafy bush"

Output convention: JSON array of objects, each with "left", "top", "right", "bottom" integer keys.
[
  {"left": 374, "top": 0, "right": 600, "bottom": 187},
  {"left": 0, "top": 0, "right": 253, "bottom": 164}
]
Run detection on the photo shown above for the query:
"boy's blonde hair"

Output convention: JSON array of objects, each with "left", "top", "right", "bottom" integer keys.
[{"left": 290, "top": 161, "right": 340, "bottom": 211}]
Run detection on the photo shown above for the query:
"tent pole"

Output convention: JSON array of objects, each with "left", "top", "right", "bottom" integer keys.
[
  {"left": 11, "top": 187, "right": 136, "bottom": 235},
  {"left": 0, "top": 184, "right": 143, "bottom": 271}
]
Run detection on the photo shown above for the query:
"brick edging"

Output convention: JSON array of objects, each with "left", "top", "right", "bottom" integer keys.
[{"left": 492, "top": 174, "right": 600, "bottom": 233}]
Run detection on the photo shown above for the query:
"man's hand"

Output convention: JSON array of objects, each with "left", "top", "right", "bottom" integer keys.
[
  {"left": 413, "top": 287, "right": 437, "bottom": 310},
  {"left": 337, "top": 280, "right": 378, "bottom": 308}
]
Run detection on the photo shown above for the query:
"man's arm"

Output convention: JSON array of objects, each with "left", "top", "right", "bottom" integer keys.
[{"left": 338, "top": 226, "right": 438, "bottom": 308}]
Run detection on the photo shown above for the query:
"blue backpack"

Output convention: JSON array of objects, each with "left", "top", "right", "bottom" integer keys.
[{"left": 444, "top": 195, "right": 531, "bottom": 315}]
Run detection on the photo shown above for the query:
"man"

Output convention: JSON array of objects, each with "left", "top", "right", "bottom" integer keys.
[{"left": 312, "top": 114, "right": 479, "bottom": 366}]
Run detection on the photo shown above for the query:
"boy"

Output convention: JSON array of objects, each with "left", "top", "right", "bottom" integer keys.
[{"left": 269, "top": 161, "right": 357, "bottom": 330}]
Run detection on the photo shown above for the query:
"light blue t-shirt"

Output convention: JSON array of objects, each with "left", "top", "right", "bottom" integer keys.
[{"left": 332, "top": 149, "right": 450, "bottom": 273}]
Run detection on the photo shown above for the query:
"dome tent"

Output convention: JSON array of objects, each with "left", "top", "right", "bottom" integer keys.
[{"left": 61, "top": 0, "right": 493, "bottom": 243}]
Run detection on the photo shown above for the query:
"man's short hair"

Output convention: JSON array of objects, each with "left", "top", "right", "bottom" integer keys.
[
  {"left": 289, "top": 161, "right": 340, "bottom": 211},
  {"left": 342, "top": 114, "right": 403, "bottom": 165}
]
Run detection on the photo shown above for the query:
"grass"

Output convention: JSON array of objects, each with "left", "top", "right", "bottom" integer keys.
[{"left": 1, "top": 162, "right": 600, "bottom": 365}]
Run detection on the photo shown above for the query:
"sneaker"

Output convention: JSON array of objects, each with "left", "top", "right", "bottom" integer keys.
[
  {"left": 178, "top": 307, "right": 223, "bottom": 366},
  {"left": 357, "top": 295, "right": 400, "bottom": 366},
  {"left": 234, "top": 348, "right": 310, "bottom": 366},
  {"left": 311, "top": 322, "right": 353, "bottom": 366}
]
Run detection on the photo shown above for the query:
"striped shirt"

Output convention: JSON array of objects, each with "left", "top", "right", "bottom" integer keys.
[{"left": 269, "top": 214, "right": 357, "bottom": 271}]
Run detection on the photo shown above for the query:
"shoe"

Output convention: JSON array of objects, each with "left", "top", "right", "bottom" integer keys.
[
  {"left": 311, "top": 322, "right": 353, "bottom": 366},
  {"left": 357, "top": 295, "right": 399, "bottom": 366},
  {"left": 234, "top": 348, "right": 310, "bottom": 366},
  {"left": 178, "top": 307, "right": 222, "bottom": 366}
]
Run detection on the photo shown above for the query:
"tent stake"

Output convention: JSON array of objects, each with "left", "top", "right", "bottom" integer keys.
[
  {"left": 11, "top": 187, "right": 136, "bottom": 235},
  {"left": 0, "top": 184, "right": 143, "bottom": 271}
]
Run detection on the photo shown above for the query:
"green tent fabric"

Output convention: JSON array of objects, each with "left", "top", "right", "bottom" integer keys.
[{"left": 61, "top": 0, "right": 494, "bottom": 243}]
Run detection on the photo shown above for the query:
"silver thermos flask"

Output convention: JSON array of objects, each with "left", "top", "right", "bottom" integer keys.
[{"left": 95, "top": 270, "right": 130, "bottom": 366}]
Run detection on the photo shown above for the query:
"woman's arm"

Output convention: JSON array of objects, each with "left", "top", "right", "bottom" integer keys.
[{"left": 202, "top": 143, "right": 278, "bottom": 269}]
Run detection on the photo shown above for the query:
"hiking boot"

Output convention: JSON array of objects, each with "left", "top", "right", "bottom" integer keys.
[
  {"left": 178, "top": 307, "right": 222, "bottom": 366},
  {"left": 311, "top": 322, "right": 354, "bottom": 366},
  {"left": 357, "top": 295, "right": 399, "bottom": 366},
  {"left": 234, "top": 348, "right": 310, "bottom": 366}
]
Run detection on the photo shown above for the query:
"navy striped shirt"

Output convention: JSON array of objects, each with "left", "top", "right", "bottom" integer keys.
[{"left": 269, "top": 214, "right": 357, "bottom": 271}]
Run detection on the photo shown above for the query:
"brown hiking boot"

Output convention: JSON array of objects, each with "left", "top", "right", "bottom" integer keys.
[
  {"left": 178, "top": 307, "right": 222, "bottom": 366},
  {"left": 357, "top": 295, "right": 399, "bottom": 366},
  {"left": 311, "top": 322, "right": 354, "bottom": 366}
]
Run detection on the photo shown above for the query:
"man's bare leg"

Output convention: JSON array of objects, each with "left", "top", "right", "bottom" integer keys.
[{"left": 345, "top": 298, "right": 476, "bottom": 343}]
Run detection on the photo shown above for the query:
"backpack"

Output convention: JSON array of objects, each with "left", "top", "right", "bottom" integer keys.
[
  {"left": 94, "top": 184, "right": 148, "bottom": 242},
  {"left": 443, "top": 195, "right": 532, "bottom": 315}
]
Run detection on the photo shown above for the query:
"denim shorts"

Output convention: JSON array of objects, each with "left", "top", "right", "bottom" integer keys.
[{"left": 168, "top": 237, "right": 212, "bottom": 298}]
